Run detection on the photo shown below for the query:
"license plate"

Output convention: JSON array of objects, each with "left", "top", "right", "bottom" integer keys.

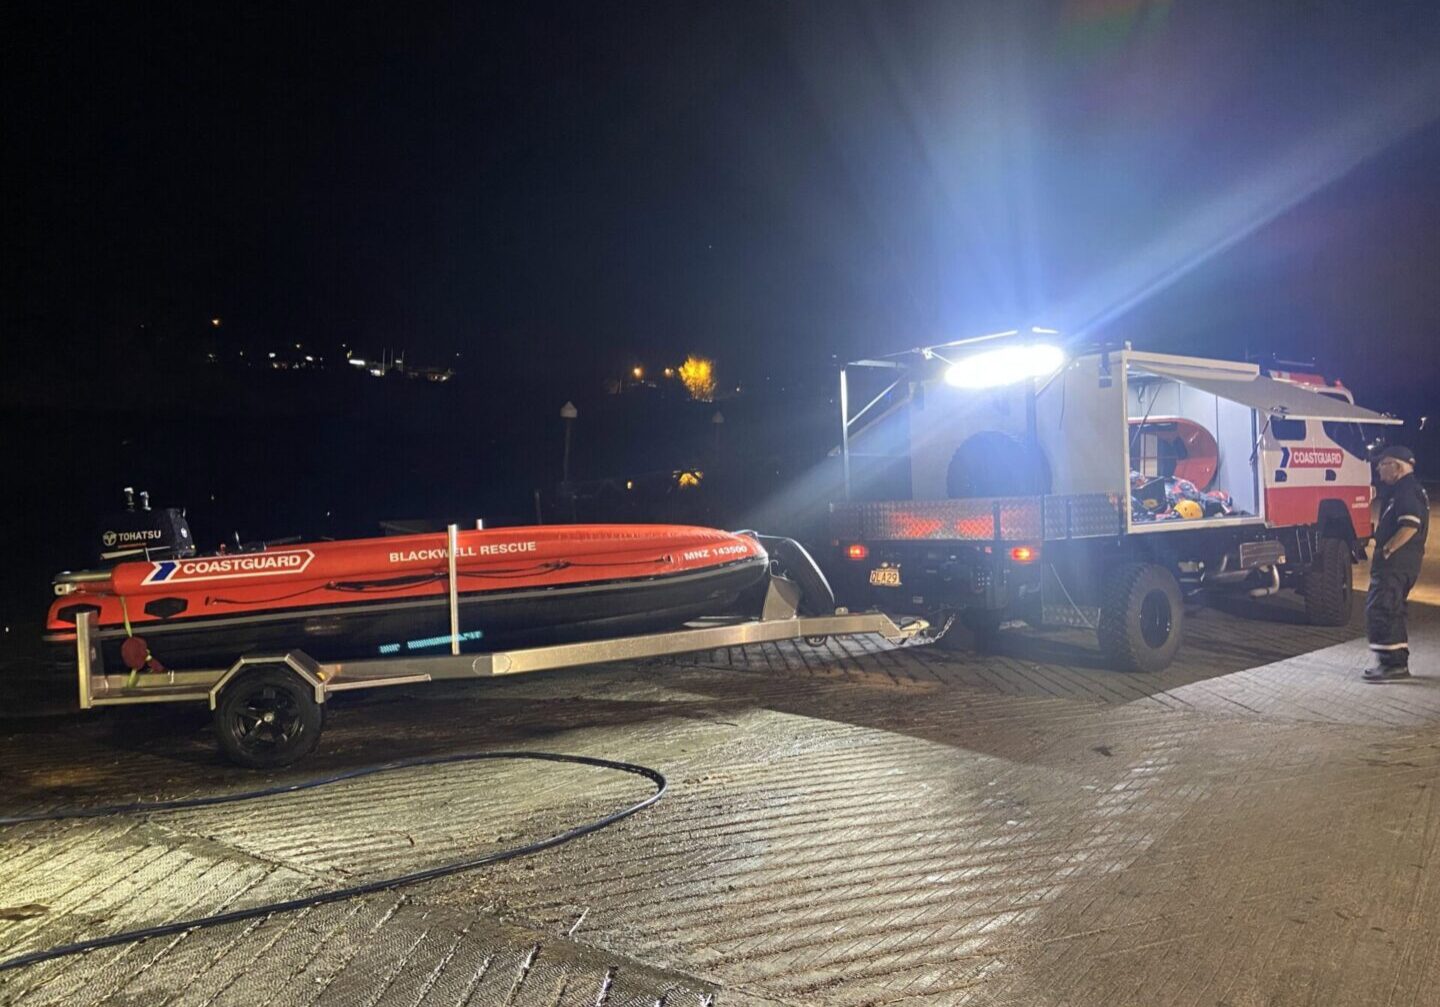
[{"left": 869, "top": 566, "right": 902, "bottom": 587}]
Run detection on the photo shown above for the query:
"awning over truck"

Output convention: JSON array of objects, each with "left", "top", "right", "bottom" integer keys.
[{"left": 1135, "top": 361, "right": 1402, "bottom": 425}]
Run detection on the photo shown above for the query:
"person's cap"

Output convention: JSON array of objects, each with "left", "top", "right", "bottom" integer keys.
[{"left": 1377, "top": 445, "right": 1416, "bottom": 466}]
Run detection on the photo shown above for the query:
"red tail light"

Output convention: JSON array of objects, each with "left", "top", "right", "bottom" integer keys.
[
  {"left": 1009, "top": 545, "right": 1038, "bottom": 563},
  {"left": 845, "top": 543, "right": 869, "bottom": 561}
]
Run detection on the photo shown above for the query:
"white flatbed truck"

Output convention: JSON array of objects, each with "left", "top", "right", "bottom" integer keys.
[{"left": 830, "top": 335, "right": 1400, "bottom": 671}]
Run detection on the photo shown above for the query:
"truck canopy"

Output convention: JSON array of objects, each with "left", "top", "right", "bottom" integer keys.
[
  {"left": 837, "top": 344, "right": 1400, "bottom": 541},
  {"left": 1133, "top": 358, "right": 1401, "bottom": 425}
]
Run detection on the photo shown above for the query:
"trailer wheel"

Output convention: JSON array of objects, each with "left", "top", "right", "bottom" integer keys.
[
  {"left": 214, "top": 667, "right": 325, "bottom": 769},
  {"left": 1303, "top": 537, "right": 1353, "bottom": 627},
  {"left": 1098, "top": 563, "right": 1184, "bottom": 673}
]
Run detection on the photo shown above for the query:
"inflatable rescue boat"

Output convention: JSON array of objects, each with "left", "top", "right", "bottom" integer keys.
[{"left": 47, "top": 523, "right": 772, "bottom": 671}]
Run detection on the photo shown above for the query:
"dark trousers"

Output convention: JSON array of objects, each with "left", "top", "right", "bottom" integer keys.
[{"left": 1367, "top": 567, "right": 1418, "bottom": 667}]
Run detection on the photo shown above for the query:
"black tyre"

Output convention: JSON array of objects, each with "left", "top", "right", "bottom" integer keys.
[
  {"left": 1097, "top": 563, "right": 1184, "bottom": 673},
  {"left": 214, "top": 666, "right": 325, "bottom": 769},
  {"left": 946, "top": 432, "right": 1051, "bottom": 499},
  {"left": 1303, "top": 537, "right": 1353, "bottom": 627}
]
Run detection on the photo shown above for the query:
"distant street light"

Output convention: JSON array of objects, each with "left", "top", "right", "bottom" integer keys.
[
  {"left": 632, "top": 366, "right": 644, "bottom": 380},
  {"left": 560, "top": 401, "right": 578, "bottom": 483},
  {"left": 211, "top": 318, "right": 221, "bottom": 327}
]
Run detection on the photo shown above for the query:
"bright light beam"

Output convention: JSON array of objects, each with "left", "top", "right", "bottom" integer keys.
[{"left": 1061, "top": 61, "right": 1440, "bottom": 339}]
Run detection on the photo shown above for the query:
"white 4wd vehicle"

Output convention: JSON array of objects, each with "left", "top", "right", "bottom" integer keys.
[{"left": 830, "top": 337, "right": 1399, "bottom": 671}]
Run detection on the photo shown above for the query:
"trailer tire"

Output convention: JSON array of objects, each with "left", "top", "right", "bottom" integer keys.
[
  {"left": 214, "top": 667, "right": 325, "bottom": 769},
  {"left": 1303, "top": 537, "right": 1353, "bottom": 627},
  {"left": 1098, "top": 563, "right": 1184, "bottom": 673}
]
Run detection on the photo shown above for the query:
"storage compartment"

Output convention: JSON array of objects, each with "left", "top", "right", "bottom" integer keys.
[{"left": 1125, "top": 362, "right": 1261, "bottom": 527}]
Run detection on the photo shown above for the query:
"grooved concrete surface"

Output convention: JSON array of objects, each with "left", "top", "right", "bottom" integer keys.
[{"left": 4, "top": 581, "right": 1440, "bottom": 1004}]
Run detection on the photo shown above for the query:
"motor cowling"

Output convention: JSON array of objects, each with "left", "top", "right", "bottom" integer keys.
[{"left": 95, "top": 488, "right": 195, "bottom": 564}]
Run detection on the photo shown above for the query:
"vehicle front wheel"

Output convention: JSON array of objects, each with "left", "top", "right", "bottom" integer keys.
[
  {"left": 1098, "top": 563, "right": 1184, "bottom": 673},
  {"left": 1303, "top": 537, "right": 1353, "bottom": 627},
  {"left": 213, "top": 666, "right": 325, "bottom": 769}
]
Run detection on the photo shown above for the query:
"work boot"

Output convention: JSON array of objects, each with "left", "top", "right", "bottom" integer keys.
[{"left": 1362, "top": 665, "right": 1412, "bottom": 683}]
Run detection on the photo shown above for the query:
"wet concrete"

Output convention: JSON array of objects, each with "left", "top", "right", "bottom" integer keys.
[{"left": 4, "top": 575, "right": 1440, "bottom": 1004}]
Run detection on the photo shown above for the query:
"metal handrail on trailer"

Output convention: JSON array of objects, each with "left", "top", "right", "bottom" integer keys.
[{"left": 68, "top": 524, "right": 926, "bottom": 765}]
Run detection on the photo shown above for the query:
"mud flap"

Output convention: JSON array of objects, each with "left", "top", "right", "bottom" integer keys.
[{"left": 748, "top": 535, "right": 837, "bottom": 616}]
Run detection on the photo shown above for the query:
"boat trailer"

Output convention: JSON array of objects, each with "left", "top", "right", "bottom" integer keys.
[{"left": 66, "top": 545, "right": 925, "bottom": 767}]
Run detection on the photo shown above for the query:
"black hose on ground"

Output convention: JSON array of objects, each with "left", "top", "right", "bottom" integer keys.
[{"left": 0, "top": 751, "right": 666, "bottom": 972}]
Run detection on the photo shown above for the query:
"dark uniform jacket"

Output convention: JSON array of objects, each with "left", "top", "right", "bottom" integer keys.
[{"left": 1373, "top": 473, "right": 1429, "bottom": 576}]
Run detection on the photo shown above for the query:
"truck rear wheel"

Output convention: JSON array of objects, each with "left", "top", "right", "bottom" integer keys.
[
  {"left": 1098, "top": 563, "right": 1184, "bottom": 673},
  {"left": 214, "top": 667, "right": 325, "bottom": 769},
  {"left": 1303, "top": 537, "right": 1353, "bottom": 627}
]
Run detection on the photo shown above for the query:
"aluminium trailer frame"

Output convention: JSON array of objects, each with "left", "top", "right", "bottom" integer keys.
[{"left": 71, "top": 605, "right": 924, "bottom": 713}]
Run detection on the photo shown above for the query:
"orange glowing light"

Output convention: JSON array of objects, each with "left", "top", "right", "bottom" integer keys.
[
  {"left": 845, "top": 543, "right": 869, "bottom": 561},
  {"left": 1009, "top": 545, "right": 1037, "bottom": 563},
  {"left": 679, "top": 355, "right": 717, "bottom": 401}
]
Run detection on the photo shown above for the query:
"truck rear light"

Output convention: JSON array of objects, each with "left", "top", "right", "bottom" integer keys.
[
  {"left": 1009, "top": 545, "right": 1038, "bottom": 563},
  {"left": 845, "top": 543, "right": 870, "bottom": 561}
]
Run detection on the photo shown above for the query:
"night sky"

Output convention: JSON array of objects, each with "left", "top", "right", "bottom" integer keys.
[{"left": 6, "top": 1, "right": 1440, "bottom": 407}]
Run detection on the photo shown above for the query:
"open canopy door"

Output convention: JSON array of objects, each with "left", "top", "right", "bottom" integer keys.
[{"left": 1134, "top": 360, "right": 1402, "bottom": 425}]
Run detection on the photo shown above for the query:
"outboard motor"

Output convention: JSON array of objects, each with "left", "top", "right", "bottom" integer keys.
[{"left": 95, "top": 487, "right": 195, "bottom": 564}]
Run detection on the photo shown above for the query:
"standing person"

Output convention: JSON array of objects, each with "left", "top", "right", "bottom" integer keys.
[{"left": 1364, "top": 446, "right": 1429, "bottom": 682}]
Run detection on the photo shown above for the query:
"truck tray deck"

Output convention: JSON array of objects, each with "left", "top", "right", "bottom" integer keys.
[{"left": 830, "top": 493, "right": 1127, "bottom": 543}]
